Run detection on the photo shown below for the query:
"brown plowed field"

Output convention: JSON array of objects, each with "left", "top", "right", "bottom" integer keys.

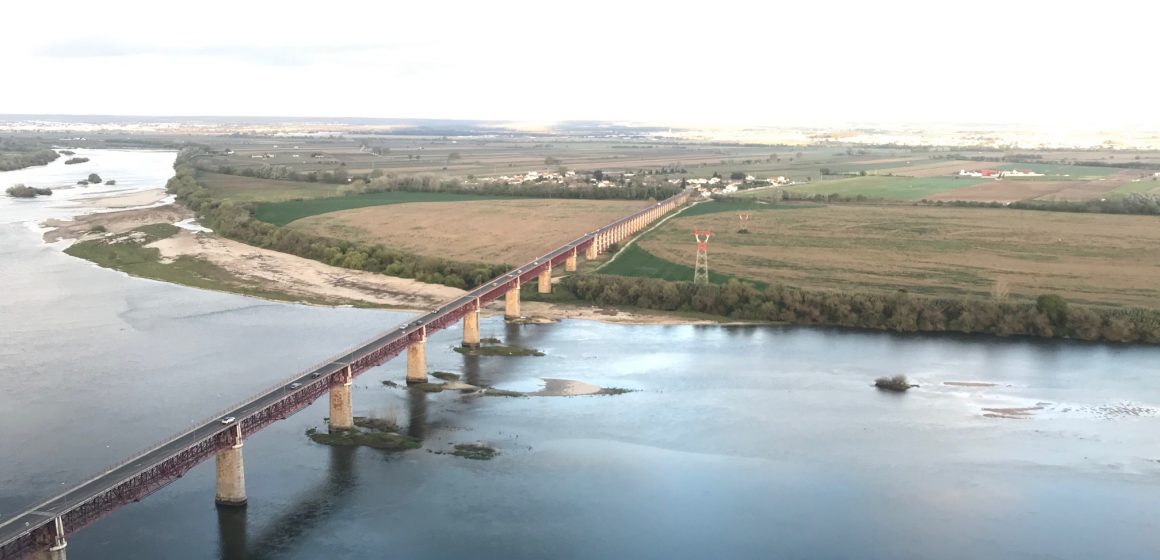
[
  {"left": 289, "top": 199, "right": 650, "bottom": 265},
  {"left": 927, "top": 180, "right": 1121, "bottom": 203},
  {"left": 638, "top": 205, "right": 1160, "bottom": 308}
]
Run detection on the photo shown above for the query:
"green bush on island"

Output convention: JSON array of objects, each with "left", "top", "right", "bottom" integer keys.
[
  {"left": 88, "top": 173, "right": 103, "bottom": 184},
  {"left": 874, "top": 375, "right": 914, "bottom": 392},
  {"left": 6, "top": 184, "right": 52, "bottom": 198},
  {"left": 454, "top": 344, "right": 544, "bottom": 357},
  {"left": 58, "top": 150, "right": 75, "bottom": 156},
  {"left": 306, "top": 417, "right": 420, "bottom": 451},
  {"left": 450, "top": 443, "right": 498, "bottom": 460},
  {"left": 64, "top": 157, "right": 90, "bottom": 165},
  {"left": 106, "top": 179, "right": 116, "bottom": 185}
]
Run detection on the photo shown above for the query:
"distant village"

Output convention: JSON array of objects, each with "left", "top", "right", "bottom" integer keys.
[
  {"left": 470, "top": 169, "right": 794, "bottom": 196},
  {"left": 958, "top": 168, "right": 1046, "bottom": 179}
]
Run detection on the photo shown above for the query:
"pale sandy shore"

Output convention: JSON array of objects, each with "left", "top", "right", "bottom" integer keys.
[
  {"left": 72, "top": 188, "right": 172, "bottom": 209},
  {"left": 42, "top": 199, "right": 702, "bottom": 325}
]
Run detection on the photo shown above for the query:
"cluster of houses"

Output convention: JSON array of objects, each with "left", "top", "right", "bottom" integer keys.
[
  {"left": 958, "top": 169, "right": 1046, "bottom": 179},
  {"left": 669, "top": 175, "right": 793, "bottom": 196},
  {"left": 474, "top": 170, "right": 576, "bottom": 186},
  {"left": 468, "top": 169, "right": 796, "bottom": 194}
]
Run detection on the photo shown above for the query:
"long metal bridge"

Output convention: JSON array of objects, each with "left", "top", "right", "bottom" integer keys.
[{"left": 0, "top": 189, "right": 694, "bottom": 559}]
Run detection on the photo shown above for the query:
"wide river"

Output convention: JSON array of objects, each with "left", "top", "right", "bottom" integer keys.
[{"left": 1, "top": 150, "right": 1158, "bottom": 559}]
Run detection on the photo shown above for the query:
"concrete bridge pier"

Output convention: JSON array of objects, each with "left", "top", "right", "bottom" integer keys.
[
  {"left": 31, "top": 517, "right": 67, "bottom": 560},
  {"left": 215, "top": 423, "right": 246, "bottom": 507},
  {"left": 585, "top": 242, "right": 598, "bottom": 260},
  {"left": 505, "top": 282, "right": 521, "bottom": 319},
  {"left": 537, "top": 264, "right": 552, "bottom": 294},
  {"left": 565, "top": 249, "right": 577, "bottom": 272},
  {"left": 407, "top": 329, "right": 427, "bottom": 384},
  {"left": 328, "top": 365, "right": 353, "bottom": 431},
  {"left": 462, "top": 302, "right": 480, "bottom": 348}
]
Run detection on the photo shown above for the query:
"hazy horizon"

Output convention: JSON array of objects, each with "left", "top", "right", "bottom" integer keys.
[{"left": 4, "top": 0, "right": 1159, "bottom": 129}]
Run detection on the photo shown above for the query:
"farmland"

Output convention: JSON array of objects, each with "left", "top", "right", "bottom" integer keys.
[
  {"left": 198, "top": 172, "right": 343, "bottom": 203},
  {"left": 777, "top": 176, "right": 990, "bottom": 200},
  {"left": 288, "top": 198, "right": 650, "bottom": 264},
  {"left": 180, "top": 134, "right": 1160, "bottom": 208},
  {"left": 618, "top": 201, "right": 1160, "bottom": 309},
  {"left": 254, "top": 191, "right": 509, "bottom": 226}
]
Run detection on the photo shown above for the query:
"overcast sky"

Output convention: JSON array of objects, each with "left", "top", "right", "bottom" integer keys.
[{"left": 3, "top": 0, "right": 1157, "bottom": 129}]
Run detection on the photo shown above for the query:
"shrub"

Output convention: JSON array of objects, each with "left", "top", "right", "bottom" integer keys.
[
  {"left": 6, "top": 184, "right": 52, "bottom": 198},
  {"left": 874, "top": 375, "right": 913, "bottom": 392}
]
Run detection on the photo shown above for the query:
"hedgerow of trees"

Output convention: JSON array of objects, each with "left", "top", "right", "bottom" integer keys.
[{"left": 540, "top": 274, "right": 1160, "bottom": 344}]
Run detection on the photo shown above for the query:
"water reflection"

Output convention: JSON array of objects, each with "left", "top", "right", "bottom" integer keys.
[
  {"left": 220, "top": 446, "right": 359, "bottom": 560},
  {"left": 407, "top": 387, "right": 428, "bottom": 441},
  {"left": 461, "top": 353, "right": 482, "bottom": 387},
  {"left": 216, "top": 506, "right": 247, "bottom": 560}
]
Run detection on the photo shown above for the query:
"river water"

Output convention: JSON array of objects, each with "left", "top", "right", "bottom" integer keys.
[{"left": 1, "top": 151, "right": 1159, "bottom": 559}]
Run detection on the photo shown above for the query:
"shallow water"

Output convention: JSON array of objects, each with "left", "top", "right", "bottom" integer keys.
[{"left": 2, "top": 152, "right": 1160, "bottom": 559}]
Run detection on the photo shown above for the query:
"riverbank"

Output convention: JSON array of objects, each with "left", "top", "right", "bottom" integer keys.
[{"left": 41, "top": 193, "right": 704, "bottom": 324}]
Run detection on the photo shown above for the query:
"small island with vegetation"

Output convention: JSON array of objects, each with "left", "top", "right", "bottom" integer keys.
[
  {"left": 874, "top": 375, "right": 916, "bottom": 392},
  {"left": 0, "top": 139, "right": 61, "bottom": 171},
  {"left": 87, "top": 173, "right": 103, "bottom": 184},
  {"left": 64, "top": 157, "right": 90, "bottom": 165},
  {"left": 6, "top": 184, "right": 53, "bottom": 198},
  {"left": 306, "top": 417, "right": 420, "bottom": 451},
  {"left": 454, "top": 338, "right": 544, "bottom": 357}
]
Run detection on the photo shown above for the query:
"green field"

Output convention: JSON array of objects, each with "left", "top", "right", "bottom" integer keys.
[
  {"left": 776, "top": 176, "right": 987, "bottom": 200},
  {"left": 995, "top": 163, "right": 1121, "bottom": 177},
  {"left": 678, "top": 198, "right": 821, "bottom": 218},
  {"left": 599, "top": 243, "right": 733, "bottom": 284},
  {"left": 198, "top": 172, "right": 344, "bottom": 203},
  {"left": 254, "top": 191, "right": 508, "bottom": 226},
  {"left": 1109, "top": 179, "right": 1160, "bottom": 195}
]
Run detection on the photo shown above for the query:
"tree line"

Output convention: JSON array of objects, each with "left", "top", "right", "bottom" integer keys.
[
  {"left": 919, "top": 193, "right": 1160, "bottom": 216},
  {"left": 200, "top": 162, "right": 352, "bottom": 185},
  {"left": 539, "top": 274, "right": 1160, "bottom": 344},
  {"left": 933, "top": 153, "right": 1160, "bottom": 171},
  {"left": 774, "top": 189, "right": 1160, "bottom": 216},
  {"left": 193, "top": 156, "right": 682, "bottom": 201},
  {"left": 359, "top": 173, "right": 681, "bottom": 201}
]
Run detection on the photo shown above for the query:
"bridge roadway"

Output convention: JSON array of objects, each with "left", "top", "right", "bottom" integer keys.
[{"left": 0, "top": 190, "right": 692, "bottom": 559}]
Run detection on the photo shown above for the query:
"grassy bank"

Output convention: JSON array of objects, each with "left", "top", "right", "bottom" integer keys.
[{"left": 64, "top": 223, "right": 371, "bottom": 306}]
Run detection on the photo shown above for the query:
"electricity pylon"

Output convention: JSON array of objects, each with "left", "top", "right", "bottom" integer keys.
[{"left": 693, "top": 228, "right": 712, "bottom": 284}]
